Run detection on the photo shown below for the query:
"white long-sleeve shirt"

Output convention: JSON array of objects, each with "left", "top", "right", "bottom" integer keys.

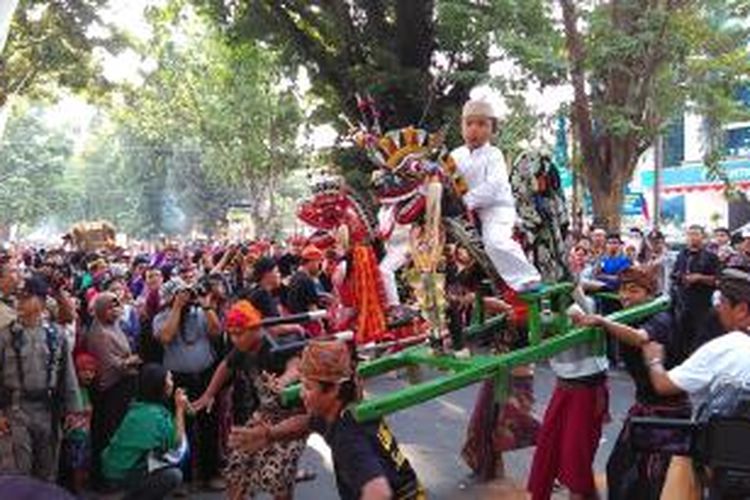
[{"left": 450, "top": 143, "right": 515, "bottom": 211}]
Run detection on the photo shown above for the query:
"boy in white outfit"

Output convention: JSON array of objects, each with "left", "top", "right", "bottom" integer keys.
[
  {"left": 377, "top": 203, "right": 411, "bottom": 307},
  {"left": 450, "top": 100, "right": 541, "bottom": 291}
]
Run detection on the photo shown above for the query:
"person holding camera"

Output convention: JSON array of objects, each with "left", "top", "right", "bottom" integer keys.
[
  {"left": 644, "top": 266, "right": 750, "bottom": 402},
  {"left": 643, "top": 267, "right": 750, "bottom": 498},
  {"left": 0, "top": 275, "right": 81, "bottom": 481},
  {"left": 153, "top": 277, "right": 223, "bottom": 490}
]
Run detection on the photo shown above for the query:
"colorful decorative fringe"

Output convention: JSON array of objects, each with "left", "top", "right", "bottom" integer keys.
[{"left": 352, "top": 244, "right": 388, "bottom": 344}]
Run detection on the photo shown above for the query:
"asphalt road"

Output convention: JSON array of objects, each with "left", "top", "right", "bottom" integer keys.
[{"left": 195, "top": 363, "right": 636, "bottom": 499}]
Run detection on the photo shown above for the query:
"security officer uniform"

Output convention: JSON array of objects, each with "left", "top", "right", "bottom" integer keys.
[{"left": 0, "top": 302, "right": 80, "bottom": 480}]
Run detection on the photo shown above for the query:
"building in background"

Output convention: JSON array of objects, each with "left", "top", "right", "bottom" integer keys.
[{"left": 633, "top": 86, "right": 750, "bottom": 231}]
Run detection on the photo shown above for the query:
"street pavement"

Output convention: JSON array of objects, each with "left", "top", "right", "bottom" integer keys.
[{"left": 196, "top": 363, "right": 636, "bottom": 499}]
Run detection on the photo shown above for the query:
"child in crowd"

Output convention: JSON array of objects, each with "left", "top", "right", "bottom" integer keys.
[{"left": 62, "top": 352, "right": 97, "bottom": 493}]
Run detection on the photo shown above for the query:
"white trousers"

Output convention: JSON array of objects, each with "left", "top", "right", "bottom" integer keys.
[
  {"left": 479, "top": 206, "right": 541, "bottom": 290},
  {"left": 379, "top": 227, "right": 410, "bottom": 306}
]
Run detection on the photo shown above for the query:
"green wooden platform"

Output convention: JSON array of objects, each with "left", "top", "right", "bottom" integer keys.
[{"left": 282, "top": 283, "right": 669, "bottom": 422}]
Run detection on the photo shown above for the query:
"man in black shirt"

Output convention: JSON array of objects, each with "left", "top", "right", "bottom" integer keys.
[
  {"left": 285, "top": 246, "right": 326, "bottom": 313},
  {"left": 237, "top": 256, "right": 303, "bottom": 336},
  {"left": 237, "top": 257, "right": 282, "bottom": 316},
  {"left": 276, "top": 239, "right": 303, "bottom": 279},
  {"left": 670, "top": 224, "right": 719, "bottom": 357},
  {"left": 229, "top": 340, "right": 425, "bottom": 500}
]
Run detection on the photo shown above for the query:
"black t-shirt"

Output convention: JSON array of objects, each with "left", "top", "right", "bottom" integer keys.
[
  {"left": 225, "top": 343, "right": 275, "bottom": 424},
  {"left": 671, "top": 248, "right": 719, "bottom": 312},
  {"left": 277, "top": 253, "right": 300, "bottom": 278},
  {"left": 619, "top": 311, "right": 686, "bottom": 405},
  {"left": 310, "top": 411, "right": 421, "bottom": 500},
  {"left": 319, "top": 272, "right": 334, "bottom": 294},
  {"left": 285, "top": 271, "right": 320, "bottom": 314}
]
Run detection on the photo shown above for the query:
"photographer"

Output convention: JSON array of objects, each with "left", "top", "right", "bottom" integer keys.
[
  {"left": 153, "top": 277, "right": 223, "bottom": 490},
  {"left": 643, "top": 267, "right": 750, "bottom": 499},
  {"left": 644, "top": 267, "right": 750, "bottom": 400}
]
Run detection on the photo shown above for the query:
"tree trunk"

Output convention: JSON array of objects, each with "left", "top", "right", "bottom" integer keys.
[
  {"left": 586, "top": 148, "right": 637, "bottom": 232},
  {"left": 589, "top": 180, "right": 624, "bottom": 232},
  {"left": 0, "top": 0, "right": 19, "bottom": 55}
]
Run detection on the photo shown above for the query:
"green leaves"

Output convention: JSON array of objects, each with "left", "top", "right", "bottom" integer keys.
[
  {"left": 0, "top": 105, "right": 73, "bottom": 229},
  {"left": 0, "top": 0, "right": 122, "bottom": 108},
  {"left": 109, "top": 3, "right": 307, "bottom": 237}
]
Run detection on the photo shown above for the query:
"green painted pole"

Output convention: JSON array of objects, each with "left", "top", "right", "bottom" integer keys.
[
  {"left": 353, "top": 359, "right": 500, "bottom": 421},
  {"left": 403, "top": 349, "right": 475, "bottom": 371},
  {"left": 352, "top": 297, "right": 670, "bottom": 421},
  {"left": 463, "top": 313, "right": 507, "bottom": 341},
  {"left": 282, "top": 296, "right": 670, "bottom": 417}
]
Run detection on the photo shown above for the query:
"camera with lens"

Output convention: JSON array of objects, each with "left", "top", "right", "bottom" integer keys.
[
  {"left": 193, "top": 279, "right": 211, "bottom": 299},
  {"left": 631, "top": 382, "right": 750, "bottom": 498}
]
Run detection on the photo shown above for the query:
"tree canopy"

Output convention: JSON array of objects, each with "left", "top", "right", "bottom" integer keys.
[
  {"left": 496, "top": 0, "right": 750, "bottom": 229},
  {"left": 0, "top": 104, "right": 73, "bottom": 234},
  {"left": 0, "top": 0, "right": 127, "bottom": 109},
  {"left": 2, "top": 0, "right": 750, "bottom": 235}
]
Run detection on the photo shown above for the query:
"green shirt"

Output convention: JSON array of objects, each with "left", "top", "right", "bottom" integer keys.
[{"left": 101, "top": 402, "right": 177, "bottom": 481}]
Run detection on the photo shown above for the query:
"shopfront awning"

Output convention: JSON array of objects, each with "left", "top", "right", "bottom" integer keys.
[{"left": 641, "top": 158, "right": 750, "bottom": 193}]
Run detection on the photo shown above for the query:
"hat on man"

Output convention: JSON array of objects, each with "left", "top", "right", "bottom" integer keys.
[
  {"left": 619, "top": 266, "right": 657, "bottom": 294},
  {"left": 160, "top": 277, "right": 189, "bottom": 304},
  {"left": 301, "top": 245, "right": 324, "bottom": 262},
  {"left": 462, "top": 100, "right": 496, "bottom": 121},
  {"left": 300, "top": 340, "right": 353, "bottom": 383},
  {"left": 719, "top": 267, "right": 750, "bottom": 303},
  {"left": 225, "top": 300, "right": 263, "bottom": 330}
]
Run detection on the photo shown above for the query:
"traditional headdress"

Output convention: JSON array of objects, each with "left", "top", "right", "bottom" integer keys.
[{"left": 300, "top": 340, "right": 353, "bottom": 383}]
